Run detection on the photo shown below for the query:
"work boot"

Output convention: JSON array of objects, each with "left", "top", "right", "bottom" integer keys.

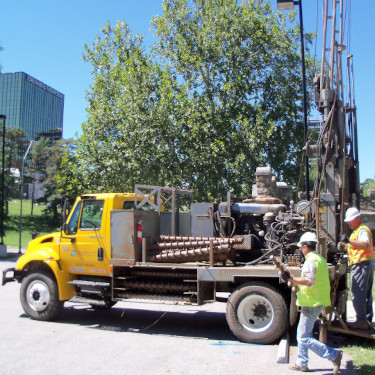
[
  {"left": 332, "top": 351, "right": 342, "bottom": 375},
  {"left": 289, "top": 364, "right": 309, "bottom": 372},
  {"left": 347, "top": 320, "right": 370, "bottom": 330}
]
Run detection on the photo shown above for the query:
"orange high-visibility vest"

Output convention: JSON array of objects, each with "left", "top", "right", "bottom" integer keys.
[{"left": 348, "top": 224, "right": 375, "bottom": 266}]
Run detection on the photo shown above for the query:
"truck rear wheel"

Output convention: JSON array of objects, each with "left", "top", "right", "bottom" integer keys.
[
  {"left": 226, "top": 282, "right": 288, "bottom": 344},
  {"left": 20, "top": 271, "right": 63, "bottom": 321}
]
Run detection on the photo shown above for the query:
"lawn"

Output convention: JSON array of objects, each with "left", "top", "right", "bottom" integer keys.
[
  {"left": 344, "top": 337, "right": 375, "bottom": 374},
  {"left": 3, "top": 199, "right": 60, "bottom": 249},
  {"left": 343, "top": 273, "right": 375, "bottom": 374}
]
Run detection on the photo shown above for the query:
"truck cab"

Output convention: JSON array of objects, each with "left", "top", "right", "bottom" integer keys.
[
  {"left": 60, "top": 193, "right": 132, "bottom": 277},
  {"left": 3, "top": 193, "right": 137, "bottom": 319}
]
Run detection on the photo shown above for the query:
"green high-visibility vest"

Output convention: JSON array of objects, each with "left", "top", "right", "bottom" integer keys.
[{"left": 297, "top": 252, "right": 331, "bottom": 307}]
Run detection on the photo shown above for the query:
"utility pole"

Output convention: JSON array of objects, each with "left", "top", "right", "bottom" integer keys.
[
  {"left": 277, "top": 0, "right": 310, "bottom": 200},
  {"left": 0, "top": 115, "right": 6, "bottom": 256}
]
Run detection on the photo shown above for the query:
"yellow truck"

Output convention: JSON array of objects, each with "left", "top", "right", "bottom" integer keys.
[{"left": 2, "top": 183, "right": 349, "bottom": 344}]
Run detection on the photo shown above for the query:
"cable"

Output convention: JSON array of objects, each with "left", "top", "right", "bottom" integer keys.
[
  {"left": 245, "top": 247, "right": 281, "bottom": 266},
  {"left": 141, "top": 312, "right": 168, "bottom": 331}
]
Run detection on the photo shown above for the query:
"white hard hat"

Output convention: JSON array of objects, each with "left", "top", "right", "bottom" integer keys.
[
  {"left": 298, "top": 232, "right": 318, "bottom": 247},
  {"left": 344, "top": 207, "right": 361, "bottom": 222}
]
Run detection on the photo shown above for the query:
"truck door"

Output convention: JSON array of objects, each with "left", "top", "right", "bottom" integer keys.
[{"left": 60, "top": 199, "right": 109, "bottom": 276}]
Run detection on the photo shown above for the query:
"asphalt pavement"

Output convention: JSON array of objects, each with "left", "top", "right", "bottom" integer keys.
[{"left": 0, "top": 248, "right": 359, "bottom": 375}]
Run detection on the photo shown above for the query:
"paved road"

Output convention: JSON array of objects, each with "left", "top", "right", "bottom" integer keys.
[{"left": 0, "top": 250, "right": 356, "bottom": 375}]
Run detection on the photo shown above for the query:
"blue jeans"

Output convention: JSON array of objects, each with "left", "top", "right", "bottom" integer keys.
[
  {"left": 296, "top": 306, "right": 339, "bottom": 368},
  {"left": 351, "top": 260, "right": 374, "bottom": 322}
]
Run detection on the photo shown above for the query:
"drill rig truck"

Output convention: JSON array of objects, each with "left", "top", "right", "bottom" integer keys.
[{"left": 2, "top": 0, "right": 368, "bottom": 344}]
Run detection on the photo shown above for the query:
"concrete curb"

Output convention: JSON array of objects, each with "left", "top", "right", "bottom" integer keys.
[{"left": 277, "top": 332, "right": 289, "bottom": 363}]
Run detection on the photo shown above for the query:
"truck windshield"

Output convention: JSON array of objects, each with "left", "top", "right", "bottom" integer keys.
[
  {"left": 66, "top": 201, "right": 82, "bottom": 235},
  {"left": 80, "top": 200, "right": 104, "bottom": 230}
]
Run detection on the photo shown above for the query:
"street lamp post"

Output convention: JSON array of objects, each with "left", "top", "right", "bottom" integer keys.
[
  {"left": 19, "top": 140, "right": 35, "bottom": 254},
  {"left": 0, "top": 115, "right": 6, "bottom": 249},
  {"left": 277, "top": 0, "right": 310, "bottom": 201}
]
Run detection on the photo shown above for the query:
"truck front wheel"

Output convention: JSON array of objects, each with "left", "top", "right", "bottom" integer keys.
[
  {"left": 20, "top": 271, "right": 64, "bottom": 321},
  {"left": 226, "top": 282, "right": 288, "bottom": 344}
]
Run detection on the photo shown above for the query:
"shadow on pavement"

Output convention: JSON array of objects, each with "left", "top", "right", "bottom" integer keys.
[{"left": 0, "top": 254, "right": 21, "bottom": 263}]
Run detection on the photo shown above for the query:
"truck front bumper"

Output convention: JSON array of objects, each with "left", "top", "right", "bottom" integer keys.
[{"left": 2, "top": 268, "right": 17, "bottom": 286}]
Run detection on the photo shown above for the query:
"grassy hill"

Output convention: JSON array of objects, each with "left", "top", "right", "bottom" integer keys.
[{"left": 3, "top": 200, "right": 60, "bottom": 249}]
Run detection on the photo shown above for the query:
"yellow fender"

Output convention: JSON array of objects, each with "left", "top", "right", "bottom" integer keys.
[
  {"left": 15, "top": 248, "right": 75, "bottom": 301},
  {"left": 16, "top": 247, "right": 61, "bottom": 268}
]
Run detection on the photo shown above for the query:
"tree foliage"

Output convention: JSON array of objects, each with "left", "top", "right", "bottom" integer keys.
[
  {"left": 362, "top": 178, "right": 375, "bottom": 198},
  {"left": 0, "top": 127, "right": 28, "bottom": 200},
  {"left": 4, "top": 127, "right": 27, "bottom": 172},
  {"left": 59, "top": 0, "right": 316, "bottom": 201},
  {"left": 30, "top": 138, "right": 72, "bottom": 221}
]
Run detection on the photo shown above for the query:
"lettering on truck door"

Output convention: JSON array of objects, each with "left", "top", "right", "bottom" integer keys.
[{"left": 60, "top": 199, "right": 109, "bottom": 276}]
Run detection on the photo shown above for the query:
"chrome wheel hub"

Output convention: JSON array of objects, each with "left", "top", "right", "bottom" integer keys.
[
  {"left": 27, "top": 280, "right": 50, "bottom": 312},
  {"left": 237, "top": 294, "right": 274, "bottom": 332}
]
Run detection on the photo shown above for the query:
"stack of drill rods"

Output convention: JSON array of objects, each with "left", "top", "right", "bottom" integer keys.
[
  {"left": 147, "top": 244, "right": 230, "bottom": 263},
  {"left": 154, "top": 238, "right": 241, "bottom": 250},
  {"left": 158, "top": 235, "right": 243, "bottom": 244}
]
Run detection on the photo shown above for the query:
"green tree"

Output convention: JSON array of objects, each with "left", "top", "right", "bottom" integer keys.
[
  {"left": 4, "top": 127, "right": 27, "bottom": 171},
  {"left": 30, "top": 138, "right": 72, "bottom": 222},
  {"left": 0, "top": 127, "right": 28, "bottom": 201},
  {"left": 152, "top": 0, "right": 315, "bottom": 197},
  {"left": 60, "top": 0, "right": 316, "bottom": 201},
  {"left": 362, "top": 178, "right": 375, "bottom": 198},
  {"left": 59, "top": 21, "right": 189, "bottom": 196}
]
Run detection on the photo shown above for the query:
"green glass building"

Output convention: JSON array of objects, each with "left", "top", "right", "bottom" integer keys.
[{"left": 0, "top": 72, "right": 64, "bottom": 140}]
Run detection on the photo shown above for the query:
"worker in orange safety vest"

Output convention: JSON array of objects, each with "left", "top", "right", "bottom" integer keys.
[{"left": 340, "top": 207, "right": 375, "bottom": 330}]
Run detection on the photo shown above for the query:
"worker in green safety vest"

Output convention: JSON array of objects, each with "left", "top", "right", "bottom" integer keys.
[{"left": 281, "top": 232, "right": 342, "bottom": 374}]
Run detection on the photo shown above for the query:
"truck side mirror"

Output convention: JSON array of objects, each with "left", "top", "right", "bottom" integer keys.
[
  {"left": 62, "top": 223, "right": 67, "bottom": 234},
  {"left": 62, "top": 197, "right": 68, "bottom": 224}
]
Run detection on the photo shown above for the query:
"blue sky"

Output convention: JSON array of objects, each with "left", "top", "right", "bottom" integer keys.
[{"left": 0, "top": 0, "right": 374, "bottom": 181}]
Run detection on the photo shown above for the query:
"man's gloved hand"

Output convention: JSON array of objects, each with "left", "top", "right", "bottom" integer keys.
[
  {"left": 280, "top": 269, "right": 291, "bottom": 283},
  {"left": 339, "top": 233, "right": 349, "bottom": 244}
]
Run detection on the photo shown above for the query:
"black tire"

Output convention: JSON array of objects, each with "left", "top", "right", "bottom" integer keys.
[
  {"left": 226, "top": 281, "right": 288, "bottom": 344},
  {"left": 20, "top": 270, "right": 64, "bottom": 321}
]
